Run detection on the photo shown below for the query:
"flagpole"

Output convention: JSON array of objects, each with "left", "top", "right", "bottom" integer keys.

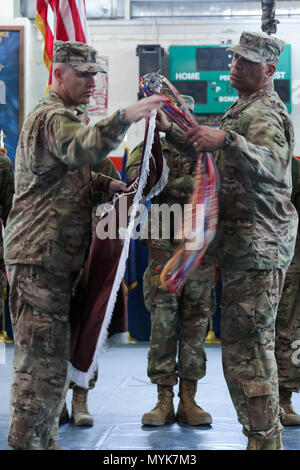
[{"left": 0, "top": 286, "right": 13, "bottom": 344}]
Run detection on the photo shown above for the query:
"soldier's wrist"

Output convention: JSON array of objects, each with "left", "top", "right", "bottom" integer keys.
[
  {"left": 117, "top": 108, "right": 131, "bottom": 125},
  {"left": 222, "top": 131, "right": 233, "bottom": 149}
]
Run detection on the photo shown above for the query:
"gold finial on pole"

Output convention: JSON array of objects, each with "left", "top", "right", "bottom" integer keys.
[
  {"left": 205, "top": 317, "right": 221, "bottom": 344},
  {"left": 0, "top": 286, "right": 13, "bottom": 343}
]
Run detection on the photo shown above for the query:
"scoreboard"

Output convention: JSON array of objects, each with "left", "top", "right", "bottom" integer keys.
[{"left": 169, "top": 45, "right": 291, "bottom": 113}]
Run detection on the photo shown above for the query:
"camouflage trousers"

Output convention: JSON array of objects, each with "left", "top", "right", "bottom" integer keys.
[
  {"left": 221, "top": 268, "right": 286, "bottom": 439},
  {"left": 144, "top": 247, "right": 215, "bottom": 386},
  {"left": 276, "top": 268, "right": 300, "bottom": 393},
  {"left": 6, "top": 264, "right": 78, "bottom": 450}
]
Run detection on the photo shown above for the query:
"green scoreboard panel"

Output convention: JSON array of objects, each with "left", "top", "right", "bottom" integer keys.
[{"left": 169, "top": 45, "right": 291, "bottom": 113}]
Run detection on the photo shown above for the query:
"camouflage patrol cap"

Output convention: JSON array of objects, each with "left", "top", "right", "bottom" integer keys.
[
  {"left": 227, "top": 31, "right": 285, "bottom": 63},
  {"left": 181, "top": 95, "right": 195, "bottom": 112},
  {"left": 53, "top": 40, "right": 105, "bottom": 73}
]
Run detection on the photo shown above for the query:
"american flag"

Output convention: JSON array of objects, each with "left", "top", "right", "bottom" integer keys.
[{"left": 35, "top": 0, "right": 91, "bottom": 86}]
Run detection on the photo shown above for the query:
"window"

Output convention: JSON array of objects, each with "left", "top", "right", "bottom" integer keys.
[{"left": 21, "top": 0, "right": 125, "bottom": 20}]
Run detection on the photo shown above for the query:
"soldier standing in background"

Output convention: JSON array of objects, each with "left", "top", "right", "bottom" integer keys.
[
  {"left": 0, "top": 148, "right": 14, "bottom": 262},
  {"left": 0, "top": 147, "right": 14, "bottom": 338},
  {"left": 157, "top": 32, "right": 297, "bottom": 450},
  {"left": 276, "top": 155, "right": 300, "bottom": 425},
  {"left": 3, "top": 40, "right": 167, "bottom": 450},
  {"left": 127, "top": 96, "right": 215, "bottom": 427}
]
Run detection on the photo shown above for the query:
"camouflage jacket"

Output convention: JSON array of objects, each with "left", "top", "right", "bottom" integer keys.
[
  {"left": 4, "top": 91, "right": 130, "bottom": 271},
  {"left": 91, "top": 157, "right": 120, "bottom": 207},
  {"left": 291, "top": 156, "right": 300, "bottom": 216},
  {"left": 289, "top": 156, "right": 300, "bottom": 272},
  {"left": 169, "top": 86, "right": 298, "bottom": 270},
  {"left": 91, "top": 157, "right": 120, "bottom": 234},
  {"left": 0, "top": 151, "right": 14, "bottom": 258},
  {"left": 127, "top": 136, "right": 195, "bottom": 251}
]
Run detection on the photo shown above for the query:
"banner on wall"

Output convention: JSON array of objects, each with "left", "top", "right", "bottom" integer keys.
[
  {"left": 88, "top": 56, "right": 108, "bottom": 116},
  {"left": 0, "top": 27, "right": 24, "bottom": 163}
]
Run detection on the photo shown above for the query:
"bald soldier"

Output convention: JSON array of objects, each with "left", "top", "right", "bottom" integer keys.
[
  {"left": 157, "top": 32, "right": 297, "bottom": 450},
  {"left": 4, "top": 40, "right": 167, "bottom": 451}
]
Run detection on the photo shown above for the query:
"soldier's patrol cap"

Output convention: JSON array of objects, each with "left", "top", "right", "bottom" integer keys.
[
  {"left": 181, "top": 95, "right": 195, "bottom": 112},
  {"left": 53, "top": 40, "right": 105, "bottom": 73},
  {"left": 227, "top": 31, "right": 285, "bottom": 63}
]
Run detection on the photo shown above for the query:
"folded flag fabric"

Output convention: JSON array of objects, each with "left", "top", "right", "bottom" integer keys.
[{"left": 69, "top": 114, "right": 169, "bottom": 388}]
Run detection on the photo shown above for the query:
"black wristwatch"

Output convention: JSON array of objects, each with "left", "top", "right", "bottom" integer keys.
[
  {"left": 117, "top": 108, "right": 130, "bottom": 125},
  {"left": 223, "top": 131, "right": 233, "bottom": 149}
]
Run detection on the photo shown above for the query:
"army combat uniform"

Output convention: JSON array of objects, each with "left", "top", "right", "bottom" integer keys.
[
  {"left": 91, "top": 156, "right": 121, "bottom": 234},
  {"left": 216, "top": 90, "right": 296, "bottom": 443},
  {"left": 276, "top": 156, "right": 300, "bottom": 422},
  {"left": 4, "top": 55, "right": 131, "bottom": 449},
  {"left": 0, "top": 150, "right": 14, "bottom": 333},
  {"left": 0, "top": 150, "right": 14, "bottom": 257},
  {"left": 127, "top": 134, "right": 215, "bottom": 426},
  {"left": 166, "top": 34, "right": 297, "bottom": 445}
]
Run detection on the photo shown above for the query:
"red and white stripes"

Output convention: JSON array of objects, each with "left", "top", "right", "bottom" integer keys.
[
  {"left": 35, "top": 0, "right": 91, "bottom": 86},
  {"left": 54, "top": 0, "right": 90, "bottom": 44}
]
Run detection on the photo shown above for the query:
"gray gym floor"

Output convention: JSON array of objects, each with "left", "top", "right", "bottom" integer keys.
[{"left": 0, "top": 342, "right": 300, "bottom": 452}]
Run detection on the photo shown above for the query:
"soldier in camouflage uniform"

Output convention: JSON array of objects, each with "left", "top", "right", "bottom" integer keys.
[
  {"left": 276, "top": 156, "right": 300, "bottom": 425},
  {"left": 127, "top": 96, "right": 215, "bottom": 427},
  {"left": 157, "top": 32, "right": 297, "bottom": 450},
  {"left": 0, "top": 150, "right": 14, "bottom": 261},
  {"left": 0, "top": 150, "right": 14, "bottom": 335},
  {"left": 3, "top": 40, "right": 167, "bottom": 450},
  {"left": 261, "top": 0, "right": 279, "bottom": 35}
]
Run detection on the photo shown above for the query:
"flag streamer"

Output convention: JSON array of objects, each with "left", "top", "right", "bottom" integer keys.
[{"left": 140, "top": 72, "right": 219, "bottom": 294}]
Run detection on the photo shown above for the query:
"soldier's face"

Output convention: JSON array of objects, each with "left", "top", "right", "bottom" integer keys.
[
  {"left": 230, "top": 54, "right": 275, "bottom": 96},
  {"left": 60, "top": 66, "right": 96, "bottom": 105}
]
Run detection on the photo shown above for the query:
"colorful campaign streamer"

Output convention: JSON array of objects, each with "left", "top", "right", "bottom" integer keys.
[{"left": 140, "top": 72, "right": 219, "bottom": 294}]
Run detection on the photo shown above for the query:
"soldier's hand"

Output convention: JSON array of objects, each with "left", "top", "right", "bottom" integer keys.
[
  {"left": 108, "top": 180, "right": 130, "bottom": 197},
  {"left": 187, "top": 126, "right": 227, "bottom": 152},
  {"left": 123, "top": 95, "right": 168, "bottom": 123},
  {"left": 155, "top": 109, "right": 172, "bottom": 133}
]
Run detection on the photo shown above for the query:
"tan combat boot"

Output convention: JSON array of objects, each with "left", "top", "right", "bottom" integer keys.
[
  {"left": 247, "top": 433, "right": 284, "bottom": 450},
  {"left": 59, "top": 402, "right": 70, "bottom": 426},
  {"left": 176, "top": 379, "right": 212, "bottom": 426},
  {"left": 279, "top": 389, "right": 300, "bottom": 426},
  {"left": 142, "top": 385, "right": 176, "bottom": 426},
  {"left": 47, "top": 439, "right": 62, "bottom": 450},
  {"left": 71, "top": 388, "right": 94, "bottom": 427}
]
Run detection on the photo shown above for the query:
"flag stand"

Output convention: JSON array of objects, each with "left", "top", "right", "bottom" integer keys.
[
  {"left": 127, "top": 332, "right": 138, "bottom": 344},
  {"left": 205, "top": 317, "right": 221, "bottom": 344},
  {"left": 0, "top": 287, "right": 13, "bottom": 343}
]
